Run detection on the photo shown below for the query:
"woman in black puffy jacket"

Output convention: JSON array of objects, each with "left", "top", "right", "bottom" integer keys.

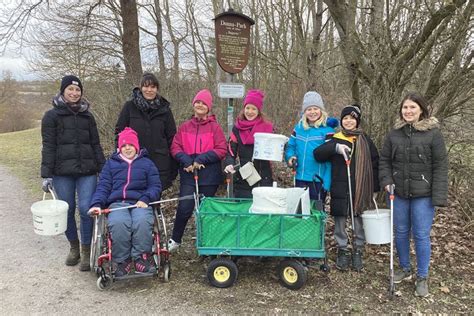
[
  {"left": 115, "top": 73, "right": 177, "bottom": 190},
  {"left": 41, "top": 75, "right": 105, "bottom": 271},
  {"left": 379, "top": 92, "right": 448, "bottom": 297}
]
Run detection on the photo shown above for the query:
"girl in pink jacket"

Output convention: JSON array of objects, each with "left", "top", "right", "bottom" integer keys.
[{"left": 168, "top": 89, "right": 227, "bottom": 251}]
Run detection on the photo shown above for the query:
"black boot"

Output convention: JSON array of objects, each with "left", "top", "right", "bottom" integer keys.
[
  {"left": 65, "top": 240, "right": 80, "bottom": 266},
  {"left": 352, "top": 248, "right": 364, "bottom": 272},
  {"left": 336, "top": 248, "right": 351, "bottom": 271}
]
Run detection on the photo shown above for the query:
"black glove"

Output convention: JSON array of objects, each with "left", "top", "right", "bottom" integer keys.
[{"left": 42, "top": 178, "right": 53, "bottom": 193}]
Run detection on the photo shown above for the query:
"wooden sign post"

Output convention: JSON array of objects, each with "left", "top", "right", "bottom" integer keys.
[{"left": 214, "top": 9, "right": 254, "bottom": 197}]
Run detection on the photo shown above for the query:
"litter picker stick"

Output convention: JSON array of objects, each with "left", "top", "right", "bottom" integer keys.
[
  {"left": 226, "top": 173, "right": 231, "bottom": 198},
  {"left": 345, "top": 150, "right": 356, "bottom": 249},
  {"left": 89, "top": 195, "right": 195, "bottom": 215},
  {"left": 389, "top": 184, "right": 395, "bottom": 298},
  {"left": 291, "top": 159, "right": 297, "bottom": 187},
  {"left": 193, "top": 168, "right": 199, "bottom": 197}
]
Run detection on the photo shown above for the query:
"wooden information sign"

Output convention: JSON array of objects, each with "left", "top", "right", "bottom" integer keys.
[{"left": 214, "top": 9, "right": 255, "bottom": 74}]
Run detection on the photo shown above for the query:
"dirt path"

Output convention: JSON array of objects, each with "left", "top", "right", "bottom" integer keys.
[
  {"left": 0, "top": 165, "right": 472, "bottom": 314},
  {"left": 0, "top": 165, "right": 201, "bottom": 314}
]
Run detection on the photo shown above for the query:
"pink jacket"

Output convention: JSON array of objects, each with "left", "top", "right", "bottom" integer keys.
[{"left": 171, "top": 115, "right": 226, "bottom": 185}]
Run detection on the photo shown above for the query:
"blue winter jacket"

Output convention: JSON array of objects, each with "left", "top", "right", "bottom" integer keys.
[
  {"left": 90, "top": 149, "right": 162, "bottom": 208},
  {"left": 285, "top": 121, "right": 336, "bottom": 191}
]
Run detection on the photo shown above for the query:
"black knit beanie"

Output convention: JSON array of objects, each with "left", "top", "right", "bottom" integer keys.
[
  {"left": 60, "top": 75, "right": 83, "bottom": 95},
  {"left": 340, "top": 103, "right": 362, "bottom": 127}
]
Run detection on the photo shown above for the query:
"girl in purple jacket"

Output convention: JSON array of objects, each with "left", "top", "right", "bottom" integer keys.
[
  {"left": 169, "top": 89, "right": 227, "bottom": 252},
  {"left": 88, "top": 128, "right": 162, "bottom": 277}
]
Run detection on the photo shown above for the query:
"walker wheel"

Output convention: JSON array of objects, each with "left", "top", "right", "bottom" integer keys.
[
  {"left": 207, "top": 258, "right": 238, "bottom": 288},
  {"left": 278, "top": 259, "right": 307, "bottom": 290},
  {"left": 97, "top": 275, "right": 112, "bottom": 290},
  {"left": 162, "top": 262, "right": 171, "bottom": 282}
]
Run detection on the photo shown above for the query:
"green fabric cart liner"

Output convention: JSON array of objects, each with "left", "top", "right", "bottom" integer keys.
[{"left": 198, "top": 198, "right": 324, "bottom": 250}]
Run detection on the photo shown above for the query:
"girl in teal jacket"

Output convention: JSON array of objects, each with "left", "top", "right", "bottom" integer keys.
[{"left": 285, "top": 91, "right": 337, "bottom": 202}]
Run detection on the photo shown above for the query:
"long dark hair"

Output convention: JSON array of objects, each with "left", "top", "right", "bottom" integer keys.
[
  {"left": 140, "top": 72, "right": 159, "bottom": 88},
  {"left": 399, "top": 92, "right": 431, "bottom": 121}
]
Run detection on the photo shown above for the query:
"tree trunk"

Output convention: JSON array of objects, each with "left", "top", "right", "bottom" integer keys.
[{"left": 120, "top": 0, "right": 142, "bottom": 86}]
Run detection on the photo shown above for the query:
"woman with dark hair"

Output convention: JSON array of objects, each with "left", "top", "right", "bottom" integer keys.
[
  {"left": 41, "top": 75, "right": 105, "bottom": 271},
  {"left": 115, "top": 72, "right": 177, "bottom": 190},
  {"left": 379, "top": 92, "right": 448, "bottom": 297}
]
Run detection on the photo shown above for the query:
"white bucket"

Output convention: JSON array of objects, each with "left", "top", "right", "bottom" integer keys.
[
  {"left": 253, "top": 133, "right": 289, "bottom": 162},
  {"left": 361, "top": 199, "right": 391, "bottom": 245},
  {"left": 31, "top": 190, "right": 68, "bottom": 236}
]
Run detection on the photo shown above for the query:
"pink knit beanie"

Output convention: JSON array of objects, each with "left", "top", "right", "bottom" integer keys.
[
  {"left": 192, "top": 89, "right": 213, "bottom": 112},
  {"left": 243, "top": 89, "right": 265, "bottom": 111},
  {"left": 118, "top": 127, "right": 140, "bottom": 152}
]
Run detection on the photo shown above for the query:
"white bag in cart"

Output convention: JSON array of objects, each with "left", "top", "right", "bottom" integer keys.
[{"left": 250, "top": 187, "right": 310, "bottom": 215}]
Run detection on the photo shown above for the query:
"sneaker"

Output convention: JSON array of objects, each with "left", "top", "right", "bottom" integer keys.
[
  {"left": 352, "top": 248, "right": 363, "bottom": 272},
  {"left": 168, "top": 239, "right": 180, "bottom": 253},
  {"left": 134, "top": 253, "right": 156, "bottom": 274},
  {"left": 415, "top": 277, "right": 429, "bottom": 297},
  {"left": 114, "top": 258, "right": 132, "bottom": 277},
  {"left": 335, "top": 248, "right": 351, "bottom": 271},
  {"left": 393, "top": 268, "right": 412, "bottom": 283}
]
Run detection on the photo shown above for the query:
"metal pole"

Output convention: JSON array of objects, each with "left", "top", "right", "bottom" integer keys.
[{"left": 227, "top": 73, "right": 235, "bottom": 197}]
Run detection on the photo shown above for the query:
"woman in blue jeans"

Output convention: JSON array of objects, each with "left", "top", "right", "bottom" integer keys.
[
  {"left": 41, "top": 75, "right": 105, "bottom": 271},
  {"left": 379, "top": 92, "right": 448, "bottom": 297}
]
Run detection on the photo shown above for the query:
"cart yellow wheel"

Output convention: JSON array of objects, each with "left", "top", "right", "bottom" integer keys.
[
  {"left": 282, "top": 266, "right": 299, "bottom": 284},
  {"left": 278, "top": 259, "right": 307, "bottom": 290},
  {"left": 207, "top": 258, "right": 238, "bottom": 288},
  {"left": 214, "top": 266, "right": 231, "bottom": 283}
]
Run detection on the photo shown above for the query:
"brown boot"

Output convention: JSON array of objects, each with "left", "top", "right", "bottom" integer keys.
[
  {"left": 65, "top": 240, "right": 80, "bottom": 266},
  {"left": 79, "top": 244, "right": 91, "bottom": 271}
]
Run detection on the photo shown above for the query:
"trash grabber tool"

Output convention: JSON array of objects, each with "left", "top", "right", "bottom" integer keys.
[
  {"left": 290, "top": 159, "right": 297, "bottom": 187},
  {"left": 389, "top": 184, "right": 396, "bottom": 298},
  {"left": 226, "top": 172, "right": 231, "bottom": 198},
  {"left": 89, "top": 195, "right": 196, "bottom": 216},
  {"left": 193, "top": 168, "right": 199, "bottom": 197},
  {"left": 344, "top": 149, "right": 356, "bottom": 249}
]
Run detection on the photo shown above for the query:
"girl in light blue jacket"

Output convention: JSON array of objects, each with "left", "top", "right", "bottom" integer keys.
[{"left": 285, "top": 91, "right": 337, "bottom": 202}]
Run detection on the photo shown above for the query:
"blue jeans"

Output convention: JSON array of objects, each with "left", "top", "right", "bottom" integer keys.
[
  {"left": 108, "top": 202, "right": 154, "bottom": 263},
  {"left": 172, "top": 184, "right": 218, "bottom": 243},
  {"left": 53, "top": 175, "right": 97, "bottom": 245},
  {"left": 392, "top": 195, "right": 435, "bottom": 278}
]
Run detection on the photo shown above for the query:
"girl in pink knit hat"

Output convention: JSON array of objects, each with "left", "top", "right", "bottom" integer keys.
[
  {"left": 224, "top": 89, "right": 274, "bottom": 198},
  {"left": 169, "top": 89, "right": 227, "bottom": 251}
]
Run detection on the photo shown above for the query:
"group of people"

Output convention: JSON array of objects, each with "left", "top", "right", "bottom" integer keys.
[{"left": 40, "top": 73, "right": 447, "bottom": 297}]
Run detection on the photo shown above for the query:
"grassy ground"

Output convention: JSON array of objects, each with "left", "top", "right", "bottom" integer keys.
[
  {"left": 0, "top": 128, "right": 42, "bottom": 196},
  {"left": 1, "top": 127, "right": 472, "bottom": 313}
]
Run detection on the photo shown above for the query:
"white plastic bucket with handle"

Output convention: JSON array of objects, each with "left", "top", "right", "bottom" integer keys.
[
  {"left": 252, "top": 133, "right": 289, "bottom": 162},
  {"left": 31, "top": 190, "right": 68, "bottom": 236},
  {"left": 361, "top": 199, "right": 391, "bottom": 244}
]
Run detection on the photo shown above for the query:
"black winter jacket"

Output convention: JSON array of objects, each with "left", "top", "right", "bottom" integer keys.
[
  {"left": 224, "top": 126, "right": 273, "bottom": 198},
  {"left": 314, "top": 132, "right": 379, "bottom": 216},
  {"left": 379, "top": 117, "right": 448, "bottom": 206},
  {"left": 115, "top": 90, "right": 177, "bottom": 190},
  {"left": 41, "top": 95, "right": 105, "bottom": 178}
]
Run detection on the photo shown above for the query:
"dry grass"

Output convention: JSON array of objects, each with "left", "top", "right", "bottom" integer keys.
[{"left": 0, "top": 127, "right": 42, "bottom": 197}]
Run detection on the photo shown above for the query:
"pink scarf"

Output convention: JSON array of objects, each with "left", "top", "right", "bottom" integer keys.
[{"left": 235, "top": 117, "right": 273, "bottom": 145}]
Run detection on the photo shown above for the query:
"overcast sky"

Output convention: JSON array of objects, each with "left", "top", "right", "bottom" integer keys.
[{"left": 0, "top": 56, "right": 39, "bottom": 80}]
